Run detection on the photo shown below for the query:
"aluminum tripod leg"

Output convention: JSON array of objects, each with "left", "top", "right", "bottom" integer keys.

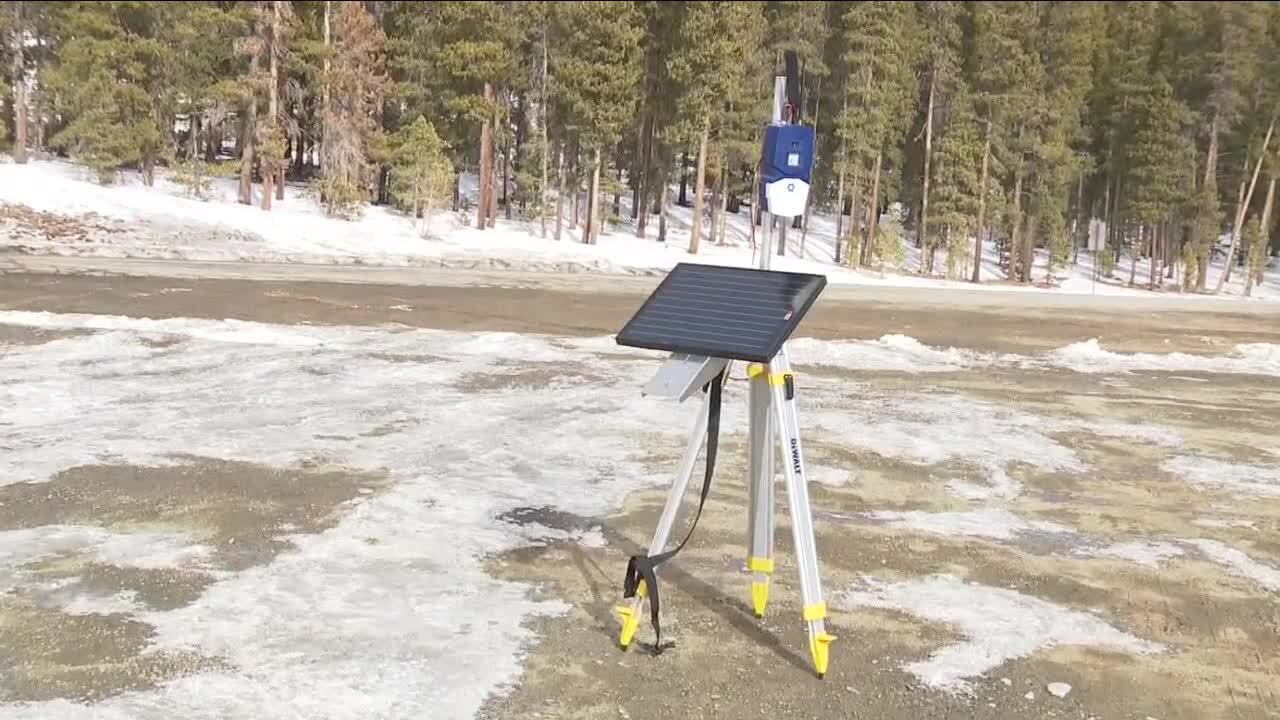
[
  {"left": 616, "top": 392, "right": 711, "bottom": 650},
  {"left": 746, "top": 365, "right": 775, "bottom": 617},
  {"left": 769, "top": 348, "right": 835, "bottom": 678}
]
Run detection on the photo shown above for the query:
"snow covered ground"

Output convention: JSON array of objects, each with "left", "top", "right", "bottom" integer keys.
[
  {"left": 2, "top": 157, "right": 1276, "bottom": 301},
  {"left": 2, "top": 310, "right": 1278, "bottom": 716}
]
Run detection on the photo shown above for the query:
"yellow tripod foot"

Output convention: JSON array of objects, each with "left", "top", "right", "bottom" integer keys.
[
  {"left": 751, "top": 581, "right": 770, "bottom": 618},
  {"left": 809, "top": 632, "right": 835, "bottom": 678},
  {"left": 615, "top": 581, "right": 646, "bottom": 650},
  {"left": 615, "top": 605, "right": 640, "bottom": 650}
]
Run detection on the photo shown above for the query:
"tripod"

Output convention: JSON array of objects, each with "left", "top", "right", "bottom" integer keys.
[{"left": 614, "top": 345, "right": 834, "bottom": 678}]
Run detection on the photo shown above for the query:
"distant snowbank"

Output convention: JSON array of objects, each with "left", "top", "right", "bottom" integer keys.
[{"left": 3, "top": 157, "right": 1277, "bottom": 300}]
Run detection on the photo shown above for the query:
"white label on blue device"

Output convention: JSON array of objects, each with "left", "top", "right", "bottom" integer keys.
[
  {"left": 764, "top": 178, "right": 809, "bottom": 218},
  {"left": 787, "top": 152, "right": 800, "bottom": 167}
]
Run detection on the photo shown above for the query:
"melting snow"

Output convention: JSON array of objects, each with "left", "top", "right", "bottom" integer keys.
[
  {"left": 864, "top": 508, "right": 1071, "bottom": 542},
  {"left": 838, "top": 574, "right": 1163, "bottom": 693},
  {"left": 1048, "top": 339, "right": 1280, "bottom": 376},
  {"left": 1184, "top": 539, "right": 1280, "bottom": 592},
  {"left": 1162, "top": 456, "right": 1280, "bottom": 497},
  {"left": 1089, "top": 541, "right": 1186, "bottom": 569}
]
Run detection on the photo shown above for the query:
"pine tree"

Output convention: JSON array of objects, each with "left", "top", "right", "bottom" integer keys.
[
  {"left": 1024, "top": 1, "right": 1102, "bottom": 282},
  {"left": 46, "top": 2, "right": 175, "bottom": 185},
  {"left": 8, "top": 0, "right": 27, "bottom": 163},
  {"left": 389, "top": 116, "right": 453, "bottom": 238},
  {"left": 968, "top": 0, "right": 1040, "bottom": 282},
  {"left": 837, "top": 0, "right": 918, "bottom": 267},
  {"left": 914, "top": 0, "right": 961, "bottom": 274},
  {"left": 550, "top": 1, "right": 644, "bottom": 245},
  {"left": 316, "top": 1, "right": 387, "bottom": 218},
  {"left": 930, "top": 86, "right": 983, "bottom": 279},
  {"left": 1127, "top": 76, "right": 1190, "bottom": 287},
  {"left": 427, "top": 1, "right": 527, "bottom": 231},
  {"left": 169, "top": 2, "right": 251, "bottom": 199},
  {"left": 667, "top": 1, "right": 767, "bottom": 254}
]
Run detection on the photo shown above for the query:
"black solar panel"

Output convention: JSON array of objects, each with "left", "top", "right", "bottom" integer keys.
[{"left": 615, "top": 263, "right": 827, "bottom": 363}]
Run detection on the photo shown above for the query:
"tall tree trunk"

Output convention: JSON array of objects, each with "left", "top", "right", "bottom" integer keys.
[
  {"left": 678, "top": 150, "right": 690, "bottom": 206},
  {"left": 539, "top": 24, "right": 549, "bottom": 238},
  {"left": 834, "top": 165, "right": 846, "bottom": 263},
  {"left": 718, "top": 166, "right": 729, "bottom": 246},
  {"left": 1216, "top": 117, "right": 1274, "bottom": 292},
  {"left": 503, "top": 135, "right": 513, "bottom": 220},
  {"left": 11, "top": 0, "right": 27, "bottom": 164},
  {"left": 631, "top": 108, "right": 645, "bottom": 221},
  {"left": 584, "top": 147, "right": 602, "bottom": 244},
  {"left": 1070, "top": 169, "right": 1080, "bottom": 262},
  {"left": 238, "top": 52, "right": 259, "bottom": 205},
  {"left": 709, "top": 165, "right": 723, "bottom": 246},
  {"left": 1197, "top": 110, "right": 1222, "bottom": 291},
  {"left": 972, "top": 120, "right": 993, "bottom": 283},
  {"left": 554, "top": 145, "right": 565, "bottom": 241},
  {"left": 657, "top": 181, "right": 668, "bottom": 242},
  {"left": 862, "top": 151, "right": 883, "bottom": 266},
  {"left": 1248, "top": 174, "right": 1277, "bottom": 296},
  {"left": 1129, "top": 225, "right": 1141, "bottom": 286},
  {"left": 1149, "top": 223, "right": 1159, "bottom": 290},
  {"left": 261, "top": 0, "right": 281, "bottom": 211},
  {"left": 636, "top": 113, "right": 654, "bottom": 238},
  {"left": 846, "top": 171, "right": 863, "bottom": 267},
  {"left": 188, "top": 114, "right": 200, "bottom": 162},
  {"left": 477, "top": 82, "right": 495, "bottom": 230},
  {"left": 1021, "top": 211, "right": 1035, "bottom": 283},
  {"left": 292, "top": 133, "right": 306, "bottom": 178},
  {"left": 276, "top": 163, "right": 285, "bottom": 200},
  {"left": 919, "top": 73, "right": 936, "bottom": 274},
  {"left": 320, "top": 0, "right": 329, "bottom": 178},
  {"left": 613, "top": 143, "right": 622, "bottom": 220},
  {"left": 689, "top": 120, "right": 709, "bottom": 254}
]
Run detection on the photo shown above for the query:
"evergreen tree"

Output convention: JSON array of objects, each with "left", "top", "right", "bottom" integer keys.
[
  {"left": 7, "top": 0, "right": 27, "bottom": 163},
  {"left": 1127, "top": 76, "right": 1190, "bottom": 287},
  {"left": 316, "top": 0, "right": 387, "bottom": 218},
  {"left": 667, "top": 1, "right": 767, "bottom": 255},
  {"left": 549, "top": 0, "right": 644, "bottom": 245},
  {"left": 389, "top": 116, "right": 453, "bottom": 238},
  {"left": 930, "top": 86, "right": 983, "bottom": 279},
  {"left": 45, "top": 2, "right": 175, "bottom": 184},
  {"left": 968, "top": 0, "right": 1040, "bottom": 282},
  {"left": 427, "top": 1, "right": 527, "bottom": 231},
  {"left": 837, "top": 0, "right": 918, "bottom": 267},
  {"left": 914, "top": 0, "right": 962, "bottom": 274}
]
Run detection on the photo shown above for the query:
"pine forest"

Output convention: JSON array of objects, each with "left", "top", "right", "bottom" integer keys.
[{"left": 3, "top": 1, "right": 1279, "bottom": 294}]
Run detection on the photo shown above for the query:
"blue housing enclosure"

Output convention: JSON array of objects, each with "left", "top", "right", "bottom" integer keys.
[{"left": 760, "top": 124, "right": 815, "bottom": 186}]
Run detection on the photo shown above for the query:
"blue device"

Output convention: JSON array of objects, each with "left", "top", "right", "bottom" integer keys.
[{"left": 760, "top": 124, "right": 815, "bottom": 217}]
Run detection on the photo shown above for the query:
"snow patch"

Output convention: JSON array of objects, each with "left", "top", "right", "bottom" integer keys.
[
  {"left": 1089, "top": 541, "right": 1186, "bottom": 569},
  {"left": 788, "top": 335, "right": 995, "bottom": 373},
  {"left": 1192, "top": 518, "right": 1257, "bottom": 530},
  {"left": 1184, "top": 539, "right": 1280, "bottom": 592},
  {"left": 1162, "top": 456, "right": 1280, "bottom": 497},
  {"left": 62, "top": 590, "right": 146, "bottom": 617},
  {"left": 0, "top": 311, "right": 729, "bottom": 719},
  {"left": 1049, "top": 339, "right": 1280, "bottom": 376},
  {"left": 837, "top": 574, "right": 1163, "bottom": 693},
  {"left": 864, "top": 508, "right": 1070, "bottom": 542},
  {"left": 0, "top": 525, "right": 210, "bottom": 595}
]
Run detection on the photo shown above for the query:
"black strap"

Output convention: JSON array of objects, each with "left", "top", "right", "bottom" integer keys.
[{"left": 622, "top": 369, "right": 725, "bottom": 654}]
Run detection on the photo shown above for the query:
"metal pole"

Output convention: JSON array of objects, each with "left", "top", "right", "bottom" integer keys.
[
  {"left": 758, "top": 76, "right": 787, "bottom": 270},
  {"left": 747, "top": 75, "right": 788, "bottom": 614}
]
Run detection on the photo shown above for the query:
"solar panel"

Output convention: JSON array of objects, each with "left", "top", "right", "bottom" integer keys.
[{"left": 615, "top": 263, "right": 827, "bottom": 363}]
